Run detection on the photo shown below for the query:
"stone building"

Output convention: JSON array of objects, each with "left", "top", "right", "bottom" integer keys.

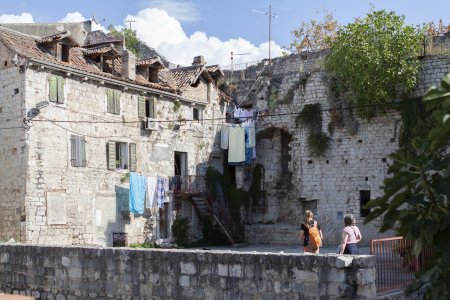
[
  {"left": 226, "top": 43, "right": 450, "bottom": 246},
  {"left": 0, "top": 21, "right": 230, "bottom": 246}
]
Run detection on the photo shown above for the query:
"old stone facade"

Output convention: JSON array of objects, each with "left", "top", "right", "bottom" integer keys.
[
  {"left": 0, "top": 22, "right": 228, "bottom": 246},
  {"left": 229, "top": 50, "right": 450, "bottom": 246}
]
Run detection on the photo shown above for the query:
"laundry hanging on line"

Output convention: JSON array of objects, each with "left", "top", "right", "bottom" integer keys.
[{"left": 129, "top": 173, "right": 147, "bottom": 214}]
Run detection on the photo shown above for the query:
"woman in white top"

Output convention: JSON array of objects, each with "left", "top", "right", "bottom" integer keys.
[{"left": 339, "top": 214, "right": 362, "bottom": 255}]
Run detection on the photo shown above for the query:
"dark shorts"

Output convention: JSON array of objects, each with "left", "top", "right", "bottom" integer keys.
[{"left": 344, "top": 243, "right": 359, "bottom": 255}]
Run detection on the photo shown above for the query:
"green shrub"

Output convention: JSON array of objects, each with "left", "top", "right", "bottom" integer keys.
[{"left": 171, "top": 217, "right": 190, "bottom": 247}]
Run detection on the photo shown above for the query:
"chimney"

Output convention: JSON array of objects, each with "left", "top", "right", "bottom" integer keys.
[
  {"left": 192, "top": 56, "right": 206, "bottom": 66},
  {"left": 122, "top": 50, "right": 136, "bottom": 81}
]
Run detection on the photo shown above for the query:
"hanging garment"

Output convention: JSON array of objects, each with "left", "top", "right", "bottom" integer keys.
[
  {"left": 221, "top": 125, "right": 230, "bottom": 149},
  {"left": 228, "top": 127, "right": 246, "bottom": 163},
  {"left": 146, "top": 176, "right": 158, "bottom": 209},
  {"left": 129, "top": 173, "right": 147, "bottom": 214},
  {"left": 156, "top": 176, "right": 166, "bottom": 208},
  {"left": 248, "top": 126, "right": 256, "bottom": 147}
]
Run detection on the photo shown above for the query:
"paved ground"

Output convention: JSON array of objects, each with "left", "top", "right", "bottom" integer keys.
[{"left": 193, "top": 244, "right": 371, "bottom": 255}]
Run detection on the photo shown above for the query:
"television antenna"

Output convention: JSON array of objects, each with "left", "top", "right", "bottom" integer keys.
[
  {"left": 125, "top": 19, "right": 136, "bottom": 30},
  {"left": 252, "top": 5, "right": 278, "bottom": 63}
]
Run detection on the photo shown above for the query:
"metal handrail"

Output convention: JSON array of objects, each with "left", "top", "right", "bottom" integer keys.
[{"left": 370, "top": 236, "right": 436, "bottom": 293}]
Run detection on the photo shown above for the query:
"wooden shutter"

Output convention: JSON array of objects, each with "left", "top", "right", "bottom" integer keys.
[
  {"left": 114, "top": 90, "right": 121, "bottom": 114},
  {"left": 150, "top": 97, "right": 157, "bottom": 118},
  {"left": 138, "top": 96, "right": 146, "bottom": 118},
  {"left": 106, "top": 89, "right": 113, "bottom": 113},
  {"left": 80, "top": 136, "right": 87, "bottom": 167},
  {"left": 57, "top": 76, "right": 65, "bottom": 104},
  {"left": 49, "top": 75, "right": 57, "bottom": 102},
  {"left": 107, "top": 141, "right": 116, "bottom": 170},
  {"left": 129, "top": 143, "right": 137, "bottom": 172},
  {"left": 70, "top": 135, "right": 77, "bottom": 167}
]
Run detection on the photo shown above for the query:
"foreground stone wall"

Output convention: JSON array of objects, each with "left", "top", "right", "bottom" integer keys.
[{"left": 0, "top": 244, "right": 376, "bottom": 299}]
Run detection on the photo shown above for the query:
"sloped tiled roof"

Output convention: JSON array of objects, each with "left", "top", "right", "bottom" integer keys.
[
  {"left": 84, "top": 30, "right": 123, "bottom": 47},
  {"left": 83, "top": 46, "right": 120, "bottom": 57},
  {"left": 0, "top": 26, "right": 177, "bottom": 93},
  {"left": 37, "top": 31, "right": 78, "bottom": 46},
  {"left": 136, "top": 57, "right": 164, "bottom": 68},
  {"left": 170, "top": 65, "right": 206, "bottom": 90}
]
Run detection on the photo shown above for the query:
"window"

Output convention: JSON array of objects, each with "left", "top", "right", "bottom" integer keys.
[
  {"left": 106, "top": 88, "right": 121, "bottom": 114},
  {"left": 48, "top": 75, "right": 65, "bottom": 104},
  {"left": 193, "top": 107, "right": 202, "bottom": 122},
  {"left": 360, "top": 190, "right": 371, "bottom": 217},
  {"left": 70, "top": 135, "right": 86, "bottom": 167},
  {"left": 107, "top": 141, "right": 136, "bottom": 171},
  {"left": 138, "top": 96, "right": 156, "bottom": 119}
]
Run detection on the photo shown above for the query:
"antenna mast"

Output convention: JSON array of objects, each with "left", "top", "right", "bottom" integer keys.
[
  {"left": 125, "top": 19, "right": 136, "bottom": 30},
  {"left": 252, "top": 5, "right": 278, "bottom": 63}
]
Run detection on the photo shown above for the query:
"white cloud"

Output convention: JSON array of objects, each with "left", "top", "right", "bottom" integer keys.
[
  {"left": 145, "top": 0, "right": 199, "bottom": 23},
  {"left": 126, "top": 8, "right": 284, "bottom": 67},
  {"left": 59, "top": 12, "right": 106, "bottom": 32},
  {"left": 0, "top": 12, "right": 34, "bottom": 23}
]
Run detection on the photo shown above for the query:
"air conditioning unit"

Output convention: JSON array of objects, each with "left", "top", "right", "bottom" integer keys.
[{"left": 145, "top": 118, "right": 159, "bottom": 131}]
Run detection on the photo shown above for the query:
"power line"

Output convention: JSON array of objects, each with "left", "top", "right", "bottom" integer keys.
[{"left": 30, "top": 98, "right": 415, "bottom": 125}]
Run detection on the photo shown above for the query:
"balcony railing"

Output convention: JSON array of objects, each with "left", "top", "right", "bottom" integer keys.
[{"left": 370, "top": 237, "right": 436, "bottom": 293}]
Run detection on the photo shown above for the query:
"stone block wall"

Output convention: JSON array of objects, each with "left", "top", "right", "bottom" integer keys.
[
  {"left": 17, "top": 66, "right": 224, "bottom": 247},
  {"left": 0, "top": 66, "right": 27, "bottom": 242},
  {"left": 0, "top": 244, "right": 376, "bottom": 299},
  {"left": 234, "top": 52, "right": 450, "bottom": 246}
]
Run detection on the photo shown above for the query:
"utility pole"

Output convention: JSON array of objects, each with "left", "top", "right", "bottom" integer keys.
[
  {"left": 125, "top": 19, "right": 135, "bottom": 30},
  {"left": 252, "top": 5, "right": 278, "bottom": 64}
]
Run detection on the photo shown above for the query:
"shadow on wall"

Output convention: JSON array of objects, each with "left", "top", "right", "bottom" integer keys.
[{"left": 101, "top": 185, "right": 130, "bottom": 247}]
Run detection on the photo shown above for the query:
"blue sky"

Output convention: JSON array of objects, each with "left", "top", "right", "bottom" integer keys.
[{"left": 0, "top": 0, "right": 449, "bottom": 66}]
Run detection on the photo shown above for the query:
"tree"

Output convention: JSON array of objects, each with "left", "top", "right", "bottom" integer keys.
[
  {"left": 365, "top": 74, "right": 450, "bottom": 299},
  {"left": 290, "top": 10, "right": 339, "bottom": 52},
  {"left": 324, "top": 10, "right": 424, "bottom": 118},
  {"left": 108, "top": 25, "right": 142, "bottom": 58}
]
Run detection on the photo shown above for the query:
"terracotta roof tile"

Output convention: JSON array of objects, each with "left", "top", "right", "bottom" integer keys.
[
  {"left": 170, "top": 65, "right": 205, "bottom": 90},
  {"left": 136, "top": 57, "right": 164, "bottom": 68},
  {"left": 83, "top": 46, "right": 120, "bottom": 56},
  {"left": 0, "top": 27, "right": 176, "bottom": 93}
]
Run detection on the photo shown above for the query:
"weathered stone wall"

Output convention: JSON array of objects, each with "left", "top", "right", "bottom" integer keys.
[
  {"left": 0, "top": 244, "right": 376, "bottom": 299},
  {"left": 234, "top": 52, "right": 450, "bottom": 246},
  {"left": 17, "top": 66, "right": 224, "bottom": 247},
  {"left": 0, "top": 64, "right": 27, "bottom": 242}
]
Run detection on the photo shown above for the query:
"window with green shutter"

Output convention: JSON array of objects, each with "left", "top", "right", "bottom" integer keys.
[
  {"left": 107, "top": 141, "right": 136, "bottom": 170},
  {"left": 107, "top": 88, "right": 121, "bottom": 114},
  {"left": 49, "top": 75, "right": 65, "bottom": 104},
  {"left": 138, "top": 96, "right": 157, "bottom": 119},
  {"left": 70, "top": 135, "right": 86, "bottom": 167}
]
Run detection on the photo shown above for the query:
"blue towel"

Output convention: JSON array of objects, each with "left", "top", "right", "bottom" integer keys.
[{"left": 129, "top": 173, "right": 147, "bottom": 214}]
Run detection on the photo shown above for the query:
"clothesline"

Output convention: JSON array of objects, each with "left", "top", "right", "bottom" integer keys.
[{"left": 129, "top": 174, "right": 181, "bottom": 214}]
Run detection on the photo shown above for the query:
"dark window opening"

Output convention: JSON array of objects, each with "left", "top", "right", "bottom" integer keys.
[
  {"left": 360, "top": 190, "right": 371, "bottom": 217},
  {"left": 149, "top": 68, "right": 159, "bottom": 83},
  {"left": 190, "top": 77, "right": 201, "bottom": 87},
  {"left": 61, "top": 44, "right": 70, "bottom": 62},
  {"left": 193, "top": 107, "right": 200, "bottom": 121}
]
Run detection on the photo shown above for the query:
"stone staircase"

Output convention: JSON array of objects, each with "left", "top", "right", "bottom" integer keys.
[{"left": 189, "top": 192, "right": 244, "bottom": 245}]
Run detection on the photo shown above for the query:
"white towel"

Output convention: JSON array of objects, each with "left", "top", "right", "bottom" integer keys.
[
  {"left": 228, "top": 127, "right": 246, "bottom": 163},
  {"left": 221, "top": 125, "right": 230, "bottom": 149},
  {"left": 146, "top": 176, "right": 158, "bottom": 208}
]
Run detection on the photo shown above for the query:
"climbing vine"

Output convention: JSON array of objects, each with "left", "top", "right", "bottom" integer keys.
[
  {"left": 324, "top": 10, "right": 424, "bottom": 119},
  {"left": 296, "top": 103, "right": 332, "bottom": 157}
]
